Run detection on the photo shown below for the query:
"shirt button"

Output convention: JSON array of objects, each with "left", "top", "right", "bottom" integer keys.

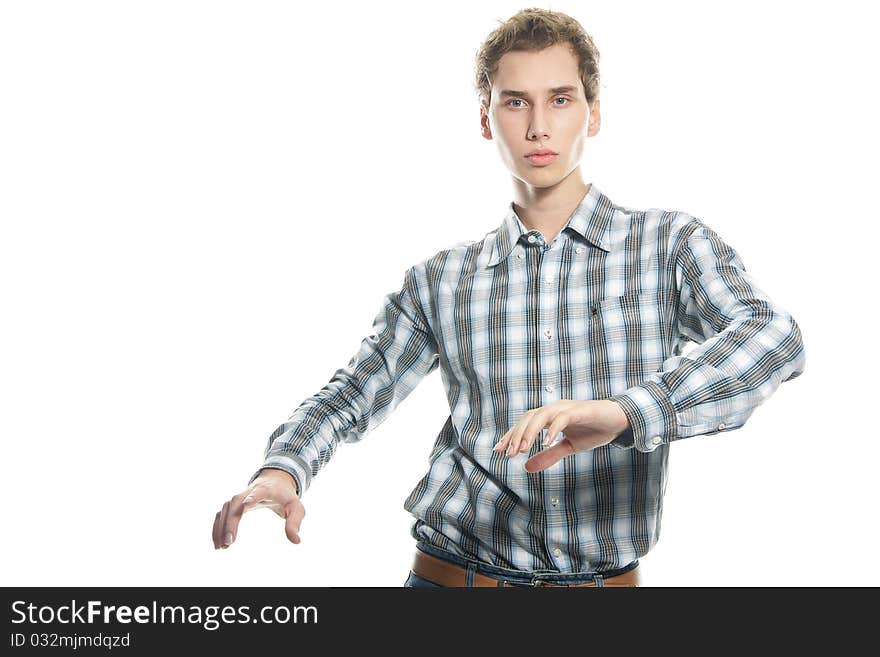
[
  {"left": 651, "top": 436, "right": 662, "bottom": 446},
  {"left": 553, "top": 547, "right": 562, "bottom": 557},
  {"left": 550, "top": 496, "right": 559, "bottom": 506},
  {"left": 543, "top": 328, "right": 552, "bottom": 339},
  {"left": 718, "top": 423, "right": 726, "bottom": 430},
  {"left": 516, "top": 252, "right": 525, "bottom": 259},
  {"left": 545, "top": 384, "right": 554, "bottom": 392},
  {"left": 527, "top": 235, "right": 536, "bottom": 243},
  {"left": 575, "top": 247, "right": 584, "bottom": 254},
  {"left": 544, "top": 276, "right": 553, "bottom": 284}
]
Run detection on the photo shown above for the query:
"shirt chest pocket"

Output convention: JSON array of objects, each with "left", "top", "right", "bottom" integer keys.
[{"left": 589, "top": 289, "right": 675, "bottom": 376}]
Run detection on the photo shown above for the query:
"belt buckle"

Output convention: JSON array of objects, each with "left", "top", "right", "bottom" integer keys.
[
  {"left": 498, "top": 579, "right": 534, "bottom": 587},
  {"left": 530, "top": 577, "right": 556, "bottom": 587}
]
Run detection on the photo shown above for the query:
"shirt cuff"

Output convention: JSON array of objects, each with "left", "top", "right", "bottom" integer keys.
[
  {"left": 247, "top": 454, "right": 311, "bottom": 497},
  {"left": 606, "top": 379, "right": 678, "bottom": 452}
]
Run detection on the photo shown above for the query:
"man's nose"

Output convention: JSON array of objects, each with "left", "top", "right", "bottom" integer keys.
[{"left": 528, "top": 109, "right": 550, "bottom": 140}]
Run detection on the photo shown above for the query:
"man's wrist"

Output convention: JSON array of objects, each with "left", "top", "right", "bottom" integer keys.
[
  {"left": 259, "top": 467, "right": 300, "bottom": 496},
  {"left": 607, "top": 381, "right": 677, "bottom": 452},
  {"left": 606, "top": 399, "right": 631, "bottom": 436}
]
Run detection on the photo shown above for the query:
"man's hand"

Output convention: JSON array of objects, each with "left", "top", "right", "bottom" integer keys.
[
  {"left": 212, "top": 468, "right": 305, "bottom": 550},
  {"left": 493, "top": 400, "right": 631, "bottom": 473}
]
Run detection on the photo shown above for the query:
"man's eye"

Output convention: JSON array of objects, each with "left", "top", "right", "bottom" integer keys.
[{"left": 506, "top": 97, "right": 570, "bottom": 108}]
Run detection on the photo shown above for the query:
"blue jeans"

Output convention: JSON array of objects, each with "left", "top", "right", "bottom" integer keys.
[
  {"left": 403, "top": 540, "right": 639, "bottom": 587},
  {"left": 404, "top": 570, "right": 444, "bottom": 588}
]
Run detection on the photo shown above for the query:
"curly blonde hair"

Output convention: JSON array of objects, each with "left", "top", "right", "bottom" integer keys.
[{"left": 474, "top": 7, "right": 601, "bottom": 109}]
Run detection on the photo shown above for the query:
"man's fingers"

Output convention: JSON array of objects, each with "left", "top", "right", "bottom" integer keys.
[
  {"left": 212, "top": 511, "right": 222, "bottom": 549},
  {"left": 506, "top": 430, "right": 523, "bottom": 455},
  {"left": 508, "top": 419, "right": 537, "bottom": 455},
  {"left": 493, "top": 432, "right": 510, "bottom": 452},
  {"left": 222, "top": 494, "right": 251, "bottom": 548},
  {"left": 517, "top": 411, "right": 558, "bottom": 455},
  {"left": 216, "top": 501, "right": 231, "bottom": 548},
  {"left": 543, "top": 422, "right": 564, "bottom": 447},
  {"left": 517, "top": 428, "right": 537, "bottom": 453},
  {"left": 214, "top": 488, "right": 258, "bottom": 550},
  {"left": 524, "top": 441, "right": 574, "bottom": 473},
  {"left": 497, "top": 411, "right": 533, "bottom": 455},
  {"left": 284, "top": 501, "right": 305, "bottom": 545}
]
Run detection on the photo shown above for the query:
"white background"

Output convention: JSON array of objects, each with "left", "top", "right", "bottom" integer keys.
[{"left": 2, "top": 0, "right": 876, "bottom": 586}]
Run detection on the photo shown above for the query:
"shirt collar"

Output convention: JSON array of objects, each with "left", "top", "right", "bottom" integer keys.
[{"left": 487, "top": 183, "right": 614, "bottom": 268}]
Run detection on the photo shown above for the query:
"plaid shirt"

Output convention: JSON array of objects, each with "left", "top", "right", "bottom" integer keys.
[{"left": 250, "top": 182, "right": 806, "bottom": 572}]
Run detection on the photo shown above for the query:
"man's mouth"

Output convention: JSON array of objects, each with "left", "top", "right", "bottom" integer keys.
[{"left": 525, "top": 152, "right": 558, "bottom": 166}]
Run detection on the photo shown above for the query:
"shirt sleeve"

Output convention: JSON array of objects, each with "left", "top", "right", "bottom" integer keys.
[
  {"left": 247, "top": 265, "right": 440, "bottom": 496},
  {"left": 607, "top": 217, "right": 806, "bottom": 452}
]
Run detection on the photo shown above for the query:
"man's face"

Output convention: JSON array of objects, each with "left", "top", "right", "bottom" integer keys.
[{"left": 480, "top": 42, "right": 600, "bottom": 189}]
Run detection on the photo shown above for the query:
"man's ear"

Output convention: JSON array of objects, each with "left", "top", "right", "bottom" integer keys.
[
  {"left": 588, "top": 98, "right": 601, "bottom": 137},
  {"left": 480, "top": 102, "right": 492, "bottom": 140}
]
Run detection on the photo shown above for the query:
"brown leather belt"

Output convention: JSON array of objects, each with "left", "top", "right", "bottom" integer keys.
[{"left": 411, "top": 547, "right": 640, "bottom": 587}]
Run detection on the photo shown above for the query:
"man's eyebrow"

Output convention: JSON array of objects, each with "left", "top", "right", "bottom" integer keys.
[{"left": 499, "top": 85, "right": 579, "bottom": 98}]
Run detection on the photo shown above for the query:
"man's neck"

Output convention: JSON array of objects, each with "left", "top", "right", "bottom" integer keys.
[{"left": 512, "top": 174, "right": 590, "bottom": 245}]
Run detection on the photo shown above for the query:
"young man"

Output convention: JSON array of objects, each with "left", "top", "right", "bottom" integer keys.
[{"left": 212, "top": 8, "right": 806, "bottom": 587}]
